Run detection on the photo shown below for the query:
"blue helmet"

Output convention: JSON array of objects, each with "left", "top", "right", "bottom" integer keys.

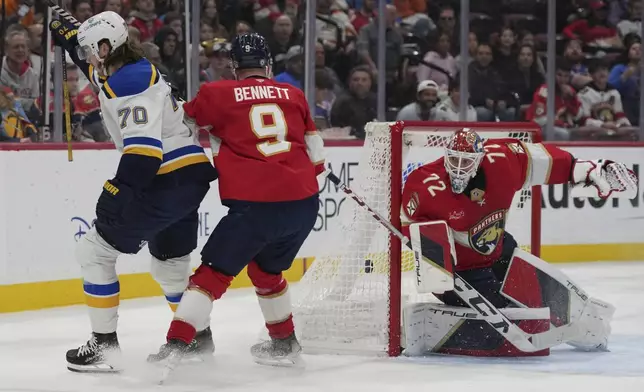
[{"left": 230, "top": 33, "right": 272, "bottom": 72}]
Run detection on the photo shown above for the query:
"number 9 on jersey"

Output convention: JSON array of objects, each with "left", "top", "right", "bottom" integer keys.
[{"left": 250, "top": 103, "right": 291, "bottom": 156}]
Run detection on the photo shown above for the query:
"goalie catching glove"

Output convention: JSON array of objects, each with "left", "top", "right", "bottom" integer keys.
[{"left": 571, "top": 159, "right": 638, "bottom": 199}]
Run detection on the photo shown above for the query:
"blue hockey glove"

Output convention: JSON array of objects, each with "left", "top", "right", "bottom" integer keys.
[{"left": 96, "top": 179, "right": 134, "bottom": 225}]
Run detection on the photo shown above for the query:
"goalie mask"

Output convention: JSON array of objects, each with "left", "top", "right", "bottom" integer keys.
[{"left": 444, "top": 128, "right": 485, "bottom": 194}]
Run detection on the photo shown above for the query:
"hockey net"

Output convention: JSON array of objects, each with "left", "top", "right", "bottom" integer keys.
[{"left": 293, "top": 121, "right": 543, "bottom": 356}]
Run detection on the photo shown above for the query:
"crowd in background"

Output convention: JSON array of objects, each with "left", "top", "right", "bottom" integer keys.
[{"left": 0, "top": 0, "right": 641, "bottom": 143}]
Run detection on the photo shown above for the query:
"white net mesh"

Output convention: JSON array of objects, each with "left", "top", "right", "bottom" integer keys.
[{"left": 293, "top": 122, "right": 540, "bottom": 356}]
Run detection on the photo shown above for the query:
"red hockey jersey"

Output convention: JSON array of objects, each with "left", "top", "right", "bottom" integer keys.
[
  {"left": 183, "top": 78, "right": 324, "bottom": 203},
  {"left": 402, "top": 139, "right": 574, "bottom": 271}
]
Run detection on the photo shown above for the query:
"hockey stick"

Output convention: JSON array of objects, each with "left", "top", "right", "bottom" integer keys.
[
  {"left": 48, "top": 0, "right": 77, "bottom": 160},
  {"left": 326, "top": 172, "right": 580, "bottom": 352},
  {"left": 47, "top": 0, "right": 81, "bottom": 27}
]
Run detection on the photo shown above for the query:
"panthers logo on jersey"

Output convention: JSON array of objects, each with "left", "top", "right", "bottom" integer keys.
[{"left": 468, "top": 210, "right": 507, "bottom": 255}]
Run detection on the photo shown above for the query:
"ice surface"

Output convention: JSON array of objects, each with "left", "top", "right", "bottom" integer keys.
[{"left": 1, "top": 262, "right": 644, "bottom": 392}]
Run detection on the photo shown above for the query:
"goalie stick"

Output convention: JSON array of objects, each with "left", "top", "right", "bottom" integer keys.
[{"left": 326, "top": 172, "right": 581, "bottom": 352}]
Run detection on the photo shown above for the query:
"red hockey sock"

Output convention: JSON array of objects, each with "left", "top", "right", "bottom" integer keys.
[{"left": 247, "top": 262, "right": 294, "bottom": 339}]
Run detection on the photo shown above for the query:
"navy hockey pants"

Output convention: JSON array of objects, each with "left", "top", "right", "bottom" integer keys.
[
  {"left": 200, "top": 194, "right": 319, "bottom": 276},
  {"left": 95, "top": 183, "right": 210, "bottom": 260}
]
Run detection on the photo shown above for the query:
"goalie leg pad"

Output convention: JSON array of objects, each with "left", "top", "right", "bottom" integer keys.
[
  {"left": 501, "top": 248, "right": 615, "bottom": 349},
  {"left": 567, "top": 297, "right": 615, "bottom": 351},
  {"left": 408, "top": 221, "right": 456, "bottom": 294},
  {"left": 76, "top": 228, "right": 121, "bottom": 334},
  {"left": 403, "top": 303, "right": 550, "bottom": 357},
  {"left": 248, "top": 261, "right": 294, "bottom": 339}
]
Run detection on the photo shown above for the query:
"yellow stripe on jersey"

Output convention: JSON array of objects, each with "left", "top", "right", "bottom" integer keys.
[
  {"left": 149, "top": 65, "right": 158, "bottom": 87},
  {"left": 123, "top": 146, "right": 163, "bottom": 160},
  {"left": 157, "top": 154, "right": 211, "bottom": 174},
  {"left": 102, "top": 81, "right": 117, "bottom": 99}
]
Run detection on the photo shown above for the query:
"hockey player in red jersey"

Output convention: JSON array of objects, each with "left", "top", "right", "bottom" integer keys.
[
  {"left": 148, "top": 33, "right": 325, "bottom": 368},
  {"left": 401, "top": 127, "right": 637, "bottom": 354}
]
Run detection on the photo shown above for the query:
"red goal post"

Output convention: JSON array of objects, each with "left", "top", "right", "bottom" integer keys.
[{"left": 294, "top": 120, "right": 544, "bottom": 357}]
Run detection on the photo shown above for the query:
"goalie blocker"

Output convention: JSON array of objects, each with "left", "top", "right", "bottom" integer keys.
[{"left": 403, "top": 221, "right": 615, "bottom": 357}]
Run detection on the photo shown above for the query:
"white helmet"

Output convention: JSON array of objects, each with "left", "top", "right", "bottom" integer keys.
[{"left": 76, "top": 11, "right": 128, "bottom": 61}]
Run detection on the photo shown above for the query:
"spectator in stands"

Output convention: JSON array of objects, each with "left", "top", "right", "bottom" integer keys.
[
  {"left": 526, "top": 60, "right": 582, "bottom": 140},
  {"left": 506, "top": 44, "right": 545, "bottom": 119},
  {"left": 101, "top": 0, "right": 123, "bottom": 14},
  {"left": 1, "top": 27, "right": 40, "bottom": 113},
  {"left": 0, "top": 0, "right": 35, "bottom": 26},
  {"left": 128, "top": 0, "right": 163, "bottom": 42},
  {"left": 468, "top": 43, "right": 514, "bottom": 121},
  {"left": 128, "top": 25, "right": 141, "bottom": 43},
  {"left": 493, "top": 27, "right": 518, "bottom": 76},
  {"left": 317, "top": 0, "right": 345, "bottom": 53},
  {"left": 154, "top": 26, "right": 184, "bottom": 95},
  {"left": 330, "top": 65, "right": 377, "bottom": 139},
  {"left": 609, "top": 38, "right": 642, "bottom": 124},
  {"left": 396, "top": 79, "right": 439, "bottom": 121},
  {"left": 24, "top": 23, "right": 43, "bottom": 82},
  {"left": 436, "top": 5, "right": 457, "bottom": 45},
  {"left": 235, "top": 21, "right": 253, "bottom": 35},
  {"left": 455, "top": 32, "right": 478, "bottom": 72},
  {"left": 274, "top": 45, "right": 303, "bottom": 89},
  {"left": 433, "top": 77, "right": 476, "bottom": 121},
  {"left": 314, "top": 69, "right": 334, "bottom": 129},
  {"left": 164, "top": 12, "right": 184, "bottom": 49},
  {"left": 416, "top": 32, "right": 456, "bottom": 92},
  {"left": 357, "top": 4, "right": 403, "bottom": 84},
  {"left": 71, "top": 0, "right": 93, "bottom": 24},
  {"left": 563, "top": 39, "right": 593, "bottom": 89},
  {"left": 351, "top": 0, "right": 376, "bottom": 33},
  {"left": 200, "top": 22, "right": 215, "bottom": 42},
  {"left": 267, "top": 14, "right": 296, "bottom": 75},
  {"left": 617, "top": 0, "right": 642, "bottom": 38},
  {"left": 315, "top": 41, "right": 343, "bottom": 96},
  {"left": 0, "top": 87, "right": 36, "bottom": 143},
  {"left": 395, "top": 0, "right": 428, "bottom": 27},
  {"left": 518, "top": 30, "right": 535, "bottom": 47},
  {"left": 609, "top": 0, "right": 630, "bottom": 27},
  {"left": 578, "top": 59, "right": 638, "bottom": 139},
  {"left": 563, "top": 1, "right": 623, "bottom": 49},
  {"left": 202, "top": 0, "right": 228, "bottom": 39},
  {"left": 203, "top": 39, "right": 233, "bottom": 82}
]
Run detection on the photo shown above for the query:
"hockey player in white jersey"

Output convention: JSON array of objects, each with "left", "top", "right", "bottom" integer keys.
[{"left": 49, "top": 12, "right": 218, "bottom": 372}]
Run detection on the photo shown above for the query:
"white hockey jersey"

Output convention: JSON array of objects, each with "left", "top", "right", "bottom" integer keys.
[
  {"left": 88, "top": 59, "right": 216, "bottom": 187},
  {"left": 577, "top": 83, "right": 631, "bottom": 128}
]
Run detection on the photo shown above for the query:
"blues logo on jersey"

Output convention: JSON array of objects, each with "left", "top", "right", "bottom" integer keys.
[{"left": 468, "top": 210, "right": 506, "bottom": 255}]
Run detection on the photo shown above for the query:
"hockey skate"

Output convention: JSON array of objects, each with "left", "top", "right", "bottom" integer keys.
[
  {"left": 147, "top": 327, "right": 215, "bottom": 364},
  {"left": 250, "top": 333, "right": 303, "bottom": 367},
  {"left": 66, "top": 332, "right": 121, "bottom": 373}
]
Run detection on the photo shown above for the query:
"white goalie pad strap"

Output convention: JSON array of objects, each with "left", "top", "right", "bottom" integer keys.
[
  {"left": 523, "top": 143, "right": 553, "bottom": 187},
  {"left": 567, "top": 297, "right": 616, "bottom": 352},
  {"left": 408, "top": 221, "right": 456, "bottom": 294},
  {"left": 257, "top": 284, "right": 292, "bottom": 325},
  {"left": 402, "top": 302, "right": 550, "bottom": 356}
]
